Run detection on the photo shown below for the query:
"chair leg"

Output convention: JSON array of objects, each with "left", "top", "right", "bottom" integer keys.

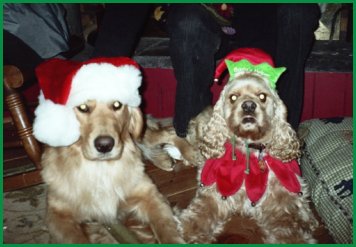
[
  {"left": 4, "top": 91, "right": 42, "bottom": 169},
  {"left": 4, "top": 66, "right": 43, "bottom": 191}
]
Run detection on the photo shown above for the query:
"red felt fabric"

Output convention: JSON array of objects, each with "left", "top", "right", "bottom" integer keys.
[
  {"left": 264, "top": 156, "right": 301, "bottom": 194},
  {"left": 35, "top": 58, "right": 81, "bottom": 104},
  {"left": 214, "top": 48, "right": 275, "bottom": 81},
  {"left": 201, "top": 142, "right": 301, "bottom": 203},
  {"left": 35, "top": 57, "right": 140, "bottom": 105},
  {"left": 244, "top": 154, "right": 269, "bottom": 203}
]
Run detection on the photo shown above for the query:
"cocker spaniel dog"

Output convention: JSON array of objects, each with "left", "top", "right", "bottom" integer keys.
[
  {"left": 32, "top": 57, "right": 184, "bottom": 243},
  {"left": 172, "top": 48, "right": 319, "bottom": 243}
]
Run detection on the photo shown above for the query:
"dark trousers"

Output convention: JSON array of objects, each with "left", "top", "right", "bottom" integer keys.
[
  {"left": 4, "top": 30, "right": 43, "bottom": 87},
  {"left": 167, "top": 4, "right": 320, "bottom": 136},
  {"left": 92, "top": 4, "right": 152, "bottom": 58},
  {"left": 4, "top": 30, "right": 43, "bottom": 72},
  {"left": 274, "top": 4, "right": 321, "bottom": 129},
  {"left": 167, "top": 5, "right": 221, "bottom": 137}
]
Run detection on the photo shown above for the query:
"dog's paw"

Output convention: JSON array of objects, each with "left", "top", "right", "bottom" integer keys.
[
  {"left": 163, "top": 144, "right": 183, "bottom": 160},
  {"left": 84, "top": 223, "right": 118, "bottom": 243}
]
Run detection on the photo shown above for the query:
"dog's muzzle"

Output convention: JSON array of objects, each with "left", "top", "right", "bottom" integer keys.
[{"left": 94, "top": 135, "right": 115, "bottom": 153}]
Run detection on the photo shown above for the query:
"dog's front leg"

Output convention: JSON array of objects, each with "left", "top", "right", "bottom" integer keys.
[
  {"left": 46, "top": 204, "right": 90, "bottom": 243},
  {"left": 127, "top": 178, "right": 185, "bottom": 243},
  {"left": 175, "top": 189, "right": 231, "bottom": 243}
]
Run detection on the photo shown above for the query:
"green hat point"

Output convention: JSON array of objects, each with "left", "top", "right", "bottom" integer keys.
[{"left": 225, "top": 59, "right": 286, "bottom": 89}]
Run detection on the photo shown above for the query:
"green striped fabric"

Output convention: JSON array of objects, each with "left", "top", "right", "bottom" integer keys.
[{"left": 298, "top": 117, "right": 353, "bottom": 244}]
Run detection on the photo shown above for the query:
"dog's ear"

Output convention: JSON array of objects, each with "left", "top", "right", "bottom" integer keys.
[
  {"left": 128, "top": 107, "right": 144, "bottom": 140},
  {"left": 199, "top": 88, "right": 229, "bottom": 159},
  {"left": 266, "top": 97, "right": 300, "bottom": 162}
]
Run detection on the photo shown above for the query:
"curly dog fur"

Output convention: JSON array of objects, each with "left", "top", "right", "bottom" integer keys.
[{"left": 173, "top": 72, "right": 319, "bottom": 243}]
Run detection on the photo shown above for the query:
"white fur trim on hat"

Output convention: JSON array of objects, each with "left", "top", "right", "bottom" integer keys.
[
  {"left": 33, "top": 92, "right": 80, "bottom": 147},
  {"left": 33, "top": 60, "right": 142, "bottom": 147},
  {"left": 67, "top": 63, "right": 142, "bottom": 107}
]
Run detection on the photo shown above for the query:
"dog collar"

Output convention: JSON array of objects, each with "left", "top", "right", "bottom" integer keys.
[
  {"left": 248, "top": 143, "right": 265, "bottom": 151},
  {"left": 200, "top": 142, "right": 302, "bottom": 205}
]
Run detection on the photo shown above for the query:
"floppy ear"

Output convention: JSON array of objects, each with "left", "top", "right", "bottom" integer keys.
[
  {"left": 128, "top": 107, "right": 144, "bottom": 140},
  {"left": 199, "top": 88, "right": 230, "bottom": 159},
  {"left": 266, "top": 97, "right": 300, "bottom": 162}
]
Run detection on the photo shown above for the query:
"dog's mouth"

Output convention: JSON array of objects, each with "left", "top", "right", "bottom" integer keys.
[
  {"left": 83, "top": 150, "right": 122, "bottom": 161},
  {"left": 240, "top": 112, "right": 258, "bottom": 125},
  {"left": 234, "top": 125, "right": 266, "bottom": 141},
  {"left": 242, "top": 116, "right": 256, "bottom": 124},
  {"left": 95, "top": 152, "right": 120, "bottom": 161},
  {"left": 231, "top": 114, "right": 266, "bottom": 140}
]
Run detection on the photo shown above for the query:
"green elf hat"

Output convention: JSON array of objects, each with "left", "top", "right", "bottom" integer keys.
[{"left": 214, "top": 48, "right": 286, "bottom": 89}]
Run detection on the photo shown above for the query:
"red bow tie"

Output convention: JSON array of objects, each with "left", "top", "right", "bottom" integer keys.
[{"left": 201, "top": 142, "right": 301, "bottom": 204}]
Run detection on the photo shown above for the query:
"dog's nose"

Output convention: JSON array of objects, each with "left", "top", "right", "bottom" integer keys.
[
  {"left": 242, "top": 100, "right": 257, "bottom": 114},
  {"left": 94, "top": 136, "right": 115, "bottom": 153}
]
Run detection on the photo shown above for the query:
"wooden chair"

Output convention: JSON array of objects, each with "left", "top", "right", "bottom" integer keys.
[{"left": 3, "top": 65, "right": 43, "bottom": 191}]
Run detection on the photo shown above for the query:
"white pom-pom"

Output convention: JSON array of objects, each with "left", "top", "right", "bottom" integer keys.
[{"left": 33, "top": 97, "right": 80, "bottom": 147}]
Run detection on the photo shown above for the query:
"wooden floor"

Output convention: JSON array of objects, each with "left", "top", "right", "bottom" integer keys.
[{"left": 146, "top": 162, "right": 198, "bottom": 210}]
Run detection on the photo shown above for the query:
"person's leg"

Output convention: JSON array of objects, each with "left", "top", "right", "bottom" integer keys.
[
  {"left": 4, "top": 30, "right": 43, "bottom": 72},
  {"left": 232, "top": 4, "right": 278, "bottom": 57},
  {"left": 92, "top": 4, "right": 152, "bottom": 58},
  {"left": 275, "top": 4, "right": 321, "bottom": 129},
  {"left": 167, "top": 4, "right": 222, "bottom": 137},
  {"left": 3, "top": 30, "right": 43, "bottom": 86}
]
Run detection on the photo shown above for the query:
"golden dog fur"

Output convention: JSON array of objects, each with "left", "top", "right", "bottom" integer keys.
[
  {"left": 40, "top": 100, "right": 184, "bottom": 243},
  {"left": 169, "top": 72, "right": 320, "bottom": 243}
]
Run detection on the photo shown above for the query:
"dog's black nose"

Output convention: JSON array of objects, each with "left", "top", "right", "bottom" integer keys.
[
  {"left": 242, "top": 100, "right": 257, "bottom": 114},
  {"left": 94, "top": 136, "right": 115, "bottom": 153}
]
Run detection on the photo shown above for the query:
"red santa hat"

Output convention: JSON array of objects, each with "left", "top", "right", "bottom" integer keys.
[
  {"left": 214, "top": 48, "right": 274, "bottom": 81},
  {"left": 33, "top": 57, "right": 142, "bottom": 147}
]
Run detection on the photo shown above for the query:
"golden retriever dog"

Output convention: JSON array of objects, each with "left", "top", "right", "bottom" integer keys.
[
  {"left": 33, "top": 57, "right": 185, "bottom": 243},
  {"left": 40, "top": 99, "right": 184, "bottom": 243},
  {"left": 166, "top": 70, "right": 320, "bottom": 243}
]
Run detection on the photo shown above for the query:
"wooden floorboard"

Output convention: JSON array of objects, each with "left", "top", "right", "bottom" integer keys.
[{"left": 146, "top": 162, "right": 197, "bottom": 209}]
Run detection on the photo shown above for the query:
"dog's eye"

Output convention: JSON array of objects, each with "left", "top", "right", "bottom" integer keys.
[
  {"left": 77, "top": 104, "right": 90, "bottom": 113},
  {"left": 258, "top": 93, "right": 267, "bottom": 103},
  {"left": 112, "top": 101, "right": 122, "bottom": 111},
  {"left": 229, "top": 94, "right": 238, "bottom": 103}
]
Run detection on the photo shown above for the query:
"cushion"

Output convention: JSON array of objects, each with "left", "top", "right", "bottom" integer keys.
[{"left": 298, "top": 117, "right": 353, "bottom": 243}]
